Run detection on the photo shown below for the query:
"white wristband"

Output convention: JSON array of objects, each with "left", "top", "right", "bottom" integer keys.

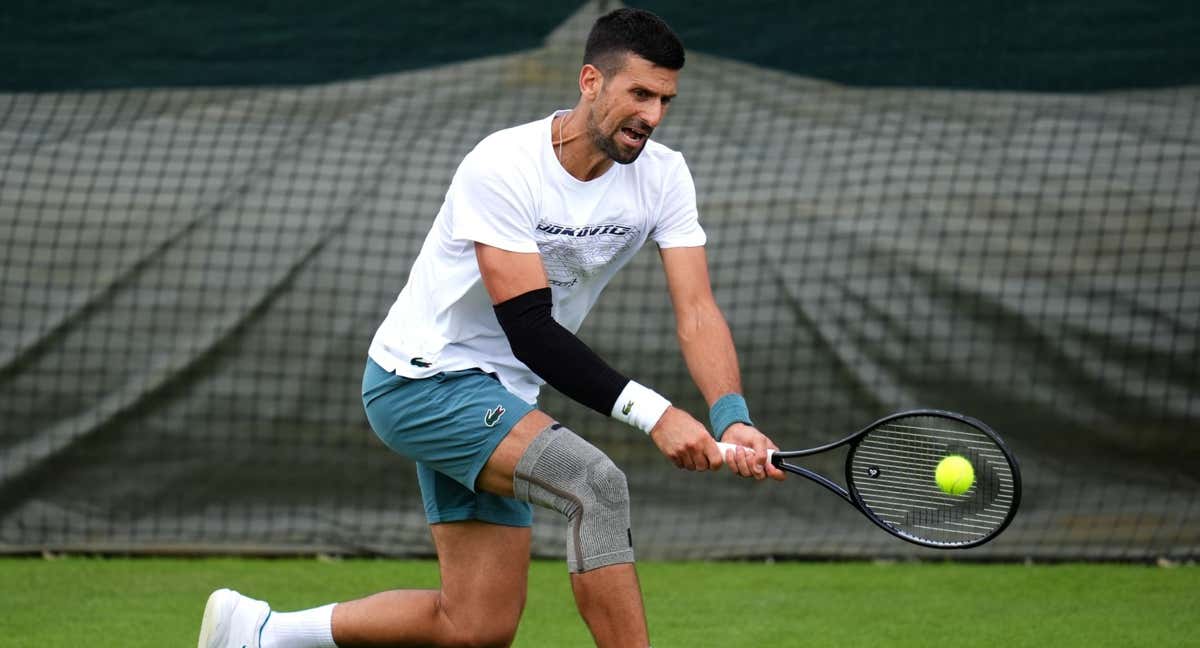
[{"left": 611, "top": 380, "right": 672, "bottom": 434}]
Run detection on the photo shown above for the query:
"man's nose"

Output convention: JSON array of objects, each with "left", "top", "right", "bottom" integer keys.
[{"left": 641, "top": 101, "right": 667, "bottom": 128}]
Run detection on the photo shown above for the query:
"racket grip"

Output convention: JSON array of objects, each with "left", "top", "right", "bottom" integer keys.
[{"left": 716, "top": 442, "right": 776, "bottom": 464}]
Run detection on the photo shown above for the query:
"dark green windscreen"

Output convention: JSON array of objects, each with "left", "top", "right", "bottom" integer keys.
[{"left": 5, "top": 0, "right": 1198, "bottom": 91}]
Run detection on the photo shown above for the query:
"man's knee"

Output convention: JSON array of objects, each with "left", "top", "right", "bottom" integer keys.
[
  {"left": 447, "top": 623, "right": 519, "bottom": 648},
  {"left": 438, "top": 592, "right": 522, "bottom": 648},
  {"left": 512, "top": 424, "right": 635, "bottom": 573}
]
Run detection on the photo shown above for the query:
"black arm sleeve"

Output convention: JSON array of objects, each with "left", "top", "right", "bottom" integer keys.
[{"left": 493, "top": 287, "right": 629, "bottom": 416}]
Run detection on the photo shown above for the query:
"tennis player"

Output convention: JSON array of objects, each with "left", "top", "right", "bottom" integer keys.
[{"left": 198, "top": 8, "right": 784, "bottom": 648}]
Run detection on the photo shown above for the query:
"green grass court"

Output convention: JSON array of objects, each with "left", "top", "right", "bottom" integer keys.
[{"left": 4, "top": 557, "right": 1195, "bottom": 646}]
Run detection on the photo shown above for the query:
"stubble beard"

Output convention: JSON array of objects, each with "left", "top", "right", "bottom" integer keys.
[{"left": 587, "top": 106, "right": 646, "bottom": 165}]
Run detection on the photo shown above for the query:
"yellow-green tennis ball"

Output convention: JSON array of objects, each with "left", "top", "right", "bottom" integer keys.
[{"left": 935, "top": 455, "right": 975, "bottom": 495}]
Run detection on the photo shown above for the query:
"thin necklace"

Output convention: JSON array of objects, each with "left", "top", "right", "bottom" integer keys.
[{"left": 557, "top": 110, "right": 570, "bottom": 163}]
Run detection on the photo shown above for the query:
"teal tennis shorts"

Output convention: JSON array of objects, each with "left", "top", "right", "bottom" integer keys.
[{"left": 362, "top": 358, "right": 535, "bottom": 527}]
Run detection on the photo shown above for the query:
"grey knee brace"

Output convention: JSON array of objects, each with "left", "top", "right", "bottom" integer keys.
[{"left": 513, "top": 424, "right": 634, "bottom": 573}]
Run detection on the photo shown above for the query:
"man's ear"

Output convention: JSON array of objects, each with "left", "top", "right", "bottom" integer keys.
[{"left": 579, "top": 63, "right": 603, "bottom": 102}]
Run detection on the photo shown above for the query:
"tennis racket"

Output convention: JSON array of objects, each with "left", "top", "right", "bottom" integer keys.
[{"left": 719, "top": 409, "right": 1021, "bottom": 549}]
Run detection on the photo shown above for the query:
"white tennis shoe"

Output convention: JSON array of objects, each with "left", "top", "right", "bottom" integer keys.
[{"left": 197, "top": 588, "right": 272, "bottom": 648}]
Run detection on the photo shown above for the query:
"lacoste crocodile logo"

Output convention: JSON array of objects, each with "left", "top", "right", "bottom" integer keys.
[
  {"left": 410, "top": 357, "right": 432, "bottom": 368},
  {"left": 622, "top": 400, "right": 634, "bottom": 416},
  {"left": 484, "top": 405, "right": 506, "bottom": 427}
]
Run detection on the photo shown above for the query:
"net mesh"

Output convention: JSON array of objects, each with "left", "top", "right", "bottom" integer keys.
[{"left": 2, "top": 5, "right": 1197, "bottom": 560}]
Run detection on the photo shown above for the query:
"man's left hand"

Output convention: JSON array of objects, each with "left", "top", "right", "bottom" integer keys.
[{"left": 719, "top": 423, "right": 787, "bottom": 481}]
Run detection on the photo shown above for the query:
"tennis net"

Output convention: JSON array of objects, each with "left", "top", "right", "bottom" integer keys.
[{"left": 2, "top": 5, "right": 1197, "bottom": 561}]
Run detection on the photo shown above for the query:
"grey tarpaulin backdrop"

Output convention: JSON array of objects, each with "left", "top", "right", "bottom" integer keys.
[{"left": 2, "top": 3, "right": 1197, "bottom": 560}]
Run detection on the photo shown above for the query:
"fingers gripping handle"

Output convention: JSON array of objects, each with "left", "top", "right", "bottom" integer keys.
[{"left": 716, "top": 442, "right": 776, "bottom": 464}]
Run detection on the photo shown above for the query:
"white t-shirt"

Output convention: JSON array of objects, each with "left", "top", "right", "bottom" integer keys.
[{"left": 368, "top": 111, "right": 706, "bottom": 403}]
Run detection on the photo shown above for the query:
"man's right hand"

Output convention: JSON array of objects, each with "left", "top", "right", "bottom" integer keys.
[{"left": 649, "top": 406, "right": 724, "bottom": 471}]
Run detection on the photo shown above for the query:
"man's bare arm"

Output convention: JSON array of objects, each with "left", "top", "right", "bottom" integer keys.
[{"left": 660, "top": 246, "right": 786, "bottom": 480}]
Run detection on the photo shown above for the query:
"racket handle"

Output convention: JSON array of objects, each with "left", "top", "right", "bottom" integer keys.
[{"left": 716, "top": 442, "right": 776, "bottom": 464}]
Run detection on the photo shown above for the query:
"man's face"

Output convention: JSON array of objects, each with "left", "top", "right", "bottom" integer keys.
[{"left": 585, "top": 54, "right": 678, "bottom": 165}]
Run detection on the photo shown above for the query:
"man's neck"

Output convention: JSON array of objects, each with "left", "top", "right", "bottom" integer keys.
[{"left": 553, "top": 111, "right": 613, "bottom": 181}]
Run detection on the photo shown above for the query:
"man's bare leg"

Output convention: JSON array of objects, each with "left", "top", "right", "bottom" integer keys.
[
  {"left": 330, "top": 521, "right": 530, "bottom": 647},
  {"left": 570, "top": 563, "right": 650, "bottom": 648}
]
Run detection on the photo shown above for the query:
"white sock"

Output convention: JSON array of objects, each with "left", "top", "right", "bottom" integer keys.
[{"left": 260, "top": 603, "right": 338, "bottom": 648}]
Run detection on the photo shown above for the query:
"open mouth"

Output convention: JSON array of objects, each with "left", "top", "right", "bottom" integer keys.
[{"left": 620, "top": 126, "right": 649, "bottom": 146}]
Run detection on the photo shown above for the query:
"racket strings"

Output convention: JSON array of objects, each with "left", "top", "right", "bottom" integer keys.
[{"left": 849, "top": 416, "right": 1017, "bottom": 546}]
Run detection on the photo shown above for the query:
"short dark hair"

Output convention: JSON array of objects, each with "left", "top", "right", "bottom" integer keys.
[{"left": 583, "top": 8, "right": 685, "bottom": 75}]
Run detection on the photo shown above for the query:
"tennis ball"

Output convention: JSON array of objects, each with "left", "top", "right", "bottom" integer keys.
[{"left": 935, "top": 455, "right": 975, "bottom": 495}]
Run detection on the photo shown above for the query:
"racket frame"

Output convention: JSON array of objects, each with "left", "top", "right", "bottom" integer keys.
[{"left": 766, "top": 408, "right": 1022, "bottom": 549}]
